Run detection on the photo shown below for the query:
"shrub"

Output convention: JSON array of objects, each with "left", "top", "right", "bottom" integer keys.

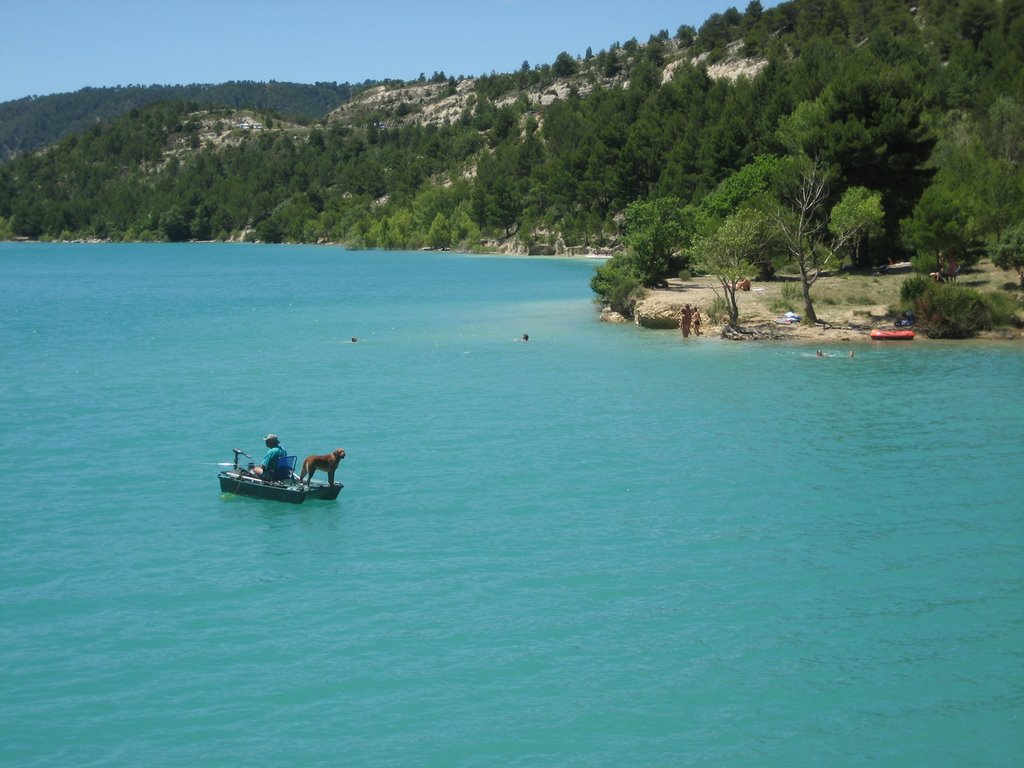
[
  {"left": 769, "top": 281, "right": 801, "bottom": 313},
  {"left": 706, "top": 294, "right": 730, "bottom": 324},
  {"left": 991, "top": 222, "right": 1024, "bottom": 289},
  {"left": 912, "top": 281, "right": 994, "bottom": 338},
  {"left": 781, "top": 281, "right": 802, "bottom": 302},
  {"left": 981, "top": 291, "right": 1020, "bottom": 327},
  {"left": 900, "top": 274, "right": 934, "bottom": 303},
  {"left": 591, "top": 254, "right": 645, "bottom": 316}
]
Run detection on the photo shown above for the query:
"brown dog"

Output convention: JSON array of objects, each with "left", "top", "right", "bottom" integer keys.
[{"left": 299, "top": 448, "right": 346, "bottom": 487}]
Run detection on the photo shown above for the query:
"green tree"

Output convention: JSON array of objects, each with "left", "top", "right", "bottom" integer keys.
[
  {"left": 590, "top": 253, "right": 645, "bottom": 316},
  {"left": 828, "top": 185, "right": 884, "bottom": 260},
  {"left": 552, "top": 52, "right": 578, "bottom": 78},
  {"left": 472, "top": 145, "right": 525, "bottom": 237},
  {"left": 699, "top": 154, "right": 782, "bottom": 219},
  {"left": 771, "top": 158, "right": 884, "bottom": 323},
  {"left": 489, "top": 106, "right": 518, "bottom": 147},
  {"left": 901, "top": 182, "right": 973, "bottom": 269},
  {"left": 622, "top": 197, "right": 691, "bottom": 287},
  {"left": 991, "top": 220, "right": 1024, "bottom": 288},
  {"left": 775, "top": 48, "right": 936, "bottom": 261},
  {"left": 930, "top": 98, "right": 1024, "bottom": 244},
  {"left": 427, "top": 212, "right": 452, "bottom": 249},
  {"left": 692, "top": 208, "right": 771, "bottom": 327},
  {"left": 676, "top": 24, "right": 696, "bottom": 46},
  {"left": 159, "top": 206, "right": 191, "bottom": 241},
  {"left": 254, "top": 213, "right": 284, "bottom": 244}
]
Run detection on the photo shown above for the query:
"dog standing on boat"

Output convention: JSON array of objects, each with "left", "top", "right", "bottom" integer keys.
[{"left": 299, "top": 448, "right": 346, "bottom": 487}]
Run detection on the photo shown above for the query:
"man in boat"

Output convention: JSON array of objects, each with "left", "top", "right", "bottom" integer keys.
[{"left": 246, "top": 433, "right": 286, "bottom": 480}]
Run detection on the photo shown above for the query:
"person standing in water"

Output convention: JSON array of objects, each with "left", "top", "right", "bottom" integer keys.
[{"left": 679, "top": 305, "right": 692, "bottom": 338}]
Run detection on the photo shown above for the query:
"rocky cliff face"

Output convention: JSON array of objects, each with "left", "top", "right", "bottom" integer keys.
[
  {"left": 328, "top": 79, "right": 477, "bottom": 128},
  {"left": 327, "top": 41, "right": 767, "bottom": 132}
]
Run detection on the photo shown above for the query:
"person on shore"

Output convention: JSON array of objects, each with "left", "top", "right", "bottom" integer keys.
[
  {"left": 692, "top": 307, "right": 702, "bottom": 337},
  {"left": 679, "top": 305, "right": 692, "bottom": 337},
  {"left": 943, "top": 253, "right": 959, "bottom": 282},
  {"left": 248, "top": 433, "right": 286, "bottom": 479}
]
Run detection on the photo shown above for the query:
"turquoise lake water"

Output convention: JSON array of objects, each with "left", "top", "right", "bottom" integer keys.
[{"left": 2, "top": 242, "right": 1022, "bottom": 766}]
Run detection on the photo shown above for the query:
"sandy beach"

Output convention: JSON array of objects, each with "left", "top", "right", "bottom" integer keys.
[{"left": 624, "top": 263, "right": 1023, "bottom": 344}]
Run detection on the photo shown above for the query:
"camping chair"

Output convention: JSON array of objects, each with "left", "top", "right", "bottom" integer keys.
[{"left": 268, "top": 455, "right": 298, "bottom": 484}]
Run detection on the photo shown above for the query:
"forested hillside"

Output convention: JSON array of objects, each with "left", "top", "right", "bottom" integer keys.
[
  {"left": 0, "top": 0, "right": 1021, "bottom": 292},
  {"left": 0, "top": 81, "right": 360, "bottom": 161}
]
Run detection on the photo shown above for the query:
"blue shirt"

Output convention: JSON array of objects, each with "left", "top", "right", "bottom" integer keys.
[{"left": 261, "top": 445, "right": 286, "bottom": 470}]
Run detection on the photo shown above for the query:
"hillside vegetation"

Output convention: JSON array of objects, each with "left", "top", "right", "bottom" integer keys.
[
  {"left": 0, "top": 81, "right": 362, "bottom": 162},
  {"left": 0, "top": 0, "right": 1022, "bottom": 326}
]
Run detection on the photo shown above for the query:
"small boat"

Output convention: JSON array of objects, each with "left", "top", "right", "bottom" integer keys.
[
  {"left": 870, "top": 329, "right": 915, "bottom": 341},
  {"left": 218, "top": 449, "right": 342, "bottom": 504}
]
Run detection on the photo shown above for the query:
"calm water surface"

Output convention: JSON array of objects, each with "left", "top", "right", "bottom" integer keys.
[{"left": 2, "top": 243, "right": 1022, "bottom": 766}]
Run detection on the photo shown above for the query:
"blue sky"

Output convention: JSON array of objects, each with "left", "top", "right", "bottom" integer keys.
[{"left": 1, "top": 0, "right": 764, "bottom": 103}]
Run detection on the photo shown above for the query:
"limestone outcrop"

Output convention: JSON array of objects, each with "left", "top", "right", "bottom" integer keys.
[
  {"left": 600, "top": 307, "right": 627, "bottom": 323},
  {"left": 632, "top": 297, "right": 680, "bottom": 329}
]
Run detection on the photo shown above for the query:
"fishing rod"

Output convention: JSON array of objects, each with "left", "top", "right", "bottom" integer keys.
[{"left": 203, "top": 450, "right": 254, "bottom": 468}]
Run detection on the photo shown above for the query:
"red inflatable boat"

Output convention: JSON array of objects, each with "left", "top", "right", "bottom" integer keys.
[{"left": 870, "top": 329, "right": 915, "bottom": 341}]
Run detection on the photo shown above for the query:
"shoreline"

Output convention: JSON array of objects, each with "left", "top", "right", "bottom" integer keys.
[
  {"left": 621, "top": 272, "right": 1024, "bottom": 344},
  {"left": 5, "top": 239, "right": 1021, "bottom": 342}
]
